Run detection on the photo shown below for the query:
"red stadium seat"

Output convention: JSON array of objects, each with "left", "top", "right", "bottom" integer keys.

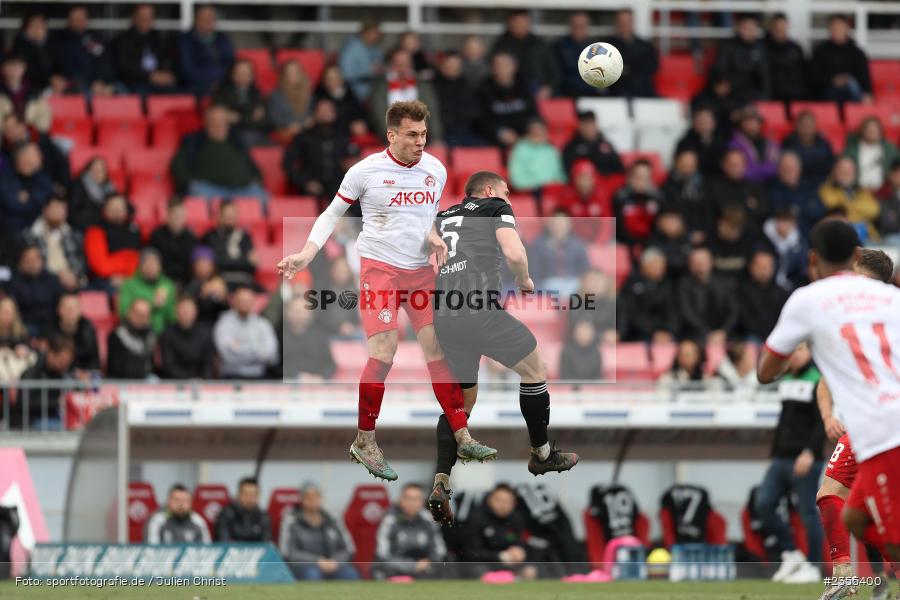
[
  {"left": 267, "top": 487, "right": 301, "bottom": 544},
  {"left": 132, "top": 199, "right": 160, "bottom": 239},
  {"left": 426, "top": 143, "right": 449, "bottom": 168},
  {"left": 236, "top": 48, "right": 277, "bottom": 94},
  {"left": 212, "top": 197, "right": 264, "bottom": 224},
  {"left": 844, "top": 103, "right": 899, "bottom": 137},
  {"left": 69, "top": 146, "right": 124, "bottom": 180},
  {"left": 80, "top": 291, "right": 111, "bottom": 322},
  {"left": 331, "top": 341, "right": 370, "bottom": 381},
  {"left": 275, "top": 49, "right": 326, "bottom": 87},
  {"left": 125, "top": 147, "right": 176, "bottom": 178},
  {"left": 505, "top": 299, "right": 564, "bottom": 344},
  {"left": 658, "top": 54, "right": 696, "bottom": 74},
  {"left": 147, "top": 95, "right": 197, "bottom": 122},
  {"left": 92, "top": 95, "right": 143, "bottom": 120},
  {"left": 50, "top": 116, "right": 93, "bottom": 147},
  {"left": 344, "top": 485, "right": 391, "bottom": 579},
  {"left": 128, "top": 482, "right": 159, "bottom": 542},
  {"left": 269, "top": 196, "right": 319, "bottom": 220},
  {"left": 650, "top": 341, "right": 677, "bottom": 377},
  {"left": 130, "top": 174, "right": 172, "bottom": 214},
  {"left": 255, "top": 245, "right": 283, "bottom": 291},
  {"left": 49, "top": 95, "right": 88, "bottom": 120},
  {"left": 450, "top": 147, "right": 505, "bottom": 191},
  {"left": 655, "top": 57, "right": 705, "bottom": 102},
  {"left": 587, "top": 243, "right": 630, "bottom": 289},
  {"left": 790, "top": 101, "right": 842, "bottom": 130},
  {"left": 274, "top": 217, "right": 314, "bottom": 255},
  {"left": 754, "top": 101, "right": 791, "bottom": 139},
  {"left": 250, "top": 147, "right": 287, "bottom": 194},
  {"left": 192, "top": 484, "right": 230, "bottom": 534},
  {"left": 538, "top": 97, "right": 578, "bottom": 137},
  {"left": 584, "top": 509, "right": 651, "bottom": 571},
  {"left": 96, "top": 118, "right": 148, "bottom": 150},
  {"left": 183, "top": 197, "right": 213, "bottom": 235},
  {"left": 871, "top": 61, "right": 900, "bottom": 102},
  {"left": 606, "top": 342, "right": 651, "bottom": 380}
]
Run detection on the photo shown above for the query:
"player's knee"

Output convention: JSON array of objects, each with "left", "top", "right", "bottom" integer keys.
[{"left": 368, "top": 334, "right": 398, "bottom": 362}]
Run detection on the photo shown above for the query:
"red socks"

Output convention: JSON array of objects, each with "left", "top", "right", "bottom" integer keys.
[
  {"left": 818, "top": 495, "right": 851, "bottom": 563},
  {"left": 427, "top": 360, "right": 468, "bottom": 432},
  {"left": 358, "top": 358, "right": 392, "bottom": 431}
]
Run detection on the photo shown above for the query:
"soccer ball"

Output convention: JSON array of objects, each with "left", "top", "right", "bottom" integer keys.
[{"left": 578, "top": 42, "right": 624, "bottom": 89}]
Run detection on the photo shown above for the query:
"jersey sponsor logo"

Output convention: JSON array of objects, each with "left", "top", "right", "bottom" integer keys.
[
  {"left": 387, "top": 191, "right": 437, "bottom": 206},
  {"left": 424, "top": 175, "right": 436, "bottom": 187},
  {"left": 383, "top": 180, "right": 396, "bottom": 185}
]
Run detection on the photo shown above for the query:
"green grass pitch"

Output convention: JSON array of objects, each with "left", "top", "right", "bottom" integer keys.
[{"left": 0, "top": 579, "right": 884, "bottom": 600}]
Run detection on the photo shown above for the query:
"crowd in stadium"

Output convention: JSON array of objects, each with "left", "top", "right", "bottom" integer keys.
[{"left": 1, "top": 4, "right": 900, "bottom": 427}]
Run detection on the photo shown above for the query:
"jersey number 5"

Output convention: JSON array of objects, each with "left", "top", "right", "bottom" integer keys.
[
  {"left": 440, "top": 216, "right": 464, "bottom": 259},
  {"left": 839, "top": 322, "right": 899, "bottom": 385}
]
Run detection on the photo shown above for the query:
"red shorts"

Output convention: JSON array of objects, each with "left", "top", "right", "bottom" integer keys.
[
  {"left": 358, "top": 257, "right": 435, "bottom": 337},
  {"left": 825, "top": 434, "right": 858, "bottom": 489},
  {"left": 846, "top": 445, "right": 900, "bottom": 547}
]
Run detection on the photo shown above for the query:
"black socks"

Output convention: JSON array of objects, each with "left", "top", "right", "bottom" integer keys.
[{"left": 519, "top": 381, "right": 550, "bottom": 448}]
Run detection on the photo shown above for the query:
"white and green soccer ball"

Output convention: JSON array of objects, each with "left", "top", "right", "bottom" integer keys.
[{"left": 578, "top": 42, "right": 624, "bottom": 89}]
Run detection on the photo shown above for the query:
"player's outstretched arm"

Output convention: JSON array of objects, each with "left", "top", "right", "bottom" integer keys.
[
  {"left": 816, "top": 378, "right": 846, "bottom": 441},
  {"left": 496, "top": 228, "right": 533, "bottom": 292},
  {"left": 277, "top": 195, "right": 351, "bottom": 278},
  {"left": 757, "top": 346, "right": 790, "bottom": 384}
]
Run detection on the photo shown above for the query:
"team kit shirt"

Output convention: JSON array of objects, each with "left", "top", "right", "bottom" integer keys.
[
  {"left": 765, "top": 272, "right": 900, "bottom": 463},
  {"left": 336, "top": 148, "right": 448, "bottom": 269}
]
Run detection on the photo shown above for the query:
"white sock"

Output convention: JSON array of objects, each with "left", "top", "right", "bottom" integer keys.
[{"left": 532, "top": 443, "right": 550, "bottom": 461}]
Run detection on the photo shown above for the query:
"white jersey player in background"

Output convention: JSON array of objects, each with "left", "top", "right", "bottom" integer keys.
[{"left": 278, "top": 100, "right": 496, "bottom": 482}]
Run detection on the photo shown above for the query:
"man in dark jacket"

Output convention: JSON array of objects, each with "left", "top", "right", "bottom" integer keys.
[
  {"left": 737, "top": 251, "right": 788, "bottom": 340},
  {"left": 677, "top": 246, "right": 738, "bottom": 343},
  {"left": 706, "top": 205, "right": 760, "bottom": 282},
  {"left": 7, "top": 244, "right": 62, "bottom": 337},
  {"left": 106, "top": 298, "right": 156, "bottom": 379},
  {"left": 202, "top": 200, "right": 257, "bottom": 290},
  {"left": 617, "top": 247, "right": 679, "bottom": 342},
  {"left": 765, "top": 14, "right": 808, "bottom": 102},
  {"left": 279, "top": 483, "right": 358, "bottom": 580},
  {"left": 767, "top": 152, "right": 825, "bottom": 237},
  {"left": 50, "top": 6, "right": 114, "bottom": 95},
  {"left": 146, "top": 484, "right": 211, "bottom": 544},
  {"left": 159, "top": 297, "right": 214, "bottom": 379},
  {"left": 675, "top": 107, "right": 728, "bottom": 177},
  {"left": 0, "top": 142, "right": 54, "bottom": 236},
  {"left": 562, "top": 111, "right": 625, "bottom": 176},
  {"left": 713, "top": 14, "right": 770, "bottom": 101},
  {"left": 112, "top": 4, "right": 177, "bottom": 94},
  {"left": 373, "top": 484, "right": 447, "bottom": 580},
  {"left": 433, "top": 52, "right": 485, "bottom": 147},
  {"left": 12, "top": 13, "right": 55, "bottom": 93},
  {"left": 149, "top": 198, "right": 197, "bottom": 285},
  {"left": 215, "top": 477, "right": 271, "bottom": 542},
  {"left": 283, "top": 99, "right": 356, "bottom": 203},
  {"left": 14, "top": 335, "right": 75, "bottom": 430},
  {"left": 705, "top": 149, "right": 768, "bottom": 228},
  {"left": 554, "top": 12, "right": 598, "bottom": 98},
  {"left": 810, "top": 15, "right": 872, "bottom": 102},
  {"left": 477, "top": 53, "right": 538, "bottom": 149},
  {"left": 177, "top": 5, "right": 235, "bottom": 96},
  {"left": 491, "top": 10, "right": 559, "bottom": 98},
  {"left": 607, "top": 9, "right": 659, "bottom": 97},
  {"left": 43, "top": 292, "right": 100, "bottom": 374}
]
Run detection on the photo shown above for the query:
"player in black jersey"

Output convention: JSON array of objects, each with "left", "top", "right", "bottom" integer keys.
[{"left": 427, "top": 171, "right": 578, "bottom": 525}]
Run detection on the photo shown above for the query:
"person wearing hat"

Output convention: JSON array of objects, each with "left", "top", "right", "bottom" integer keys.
[
  {"left": 562, "top": 110, "right": 624, "bottom": 176},
  {"left": 550, "top": 160, "right": 611, "bottom": 218},
  {"left": 728, "top": 106, "right": 780, "bottom": 183},
  {"left": 118, "top": 248, "right": 177, "bottom": 335}
]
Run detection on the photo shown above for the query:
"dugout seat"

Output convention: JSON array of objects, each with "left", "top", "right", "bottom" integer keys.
[
  {"left": 584, "top": 508, "right": 650, "bottom": 571},
  {"left": 192, "top": 484, "right": 231, "bottom": 534},
  {"left": 128, "top": 482, "right": 159, "bottom": 543},
  {"left": 344, "top": 485, "right": 391, "bottom": 579},
  {"left": 659, "top": 485, "right": 728, "bottom": 548},
  {"left": 267, "top": 487, "right": 301, "bottom": 544}
]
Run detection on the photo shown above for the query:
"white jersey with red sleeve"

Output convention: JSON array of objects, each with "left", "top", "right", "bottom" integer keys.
[
  {"left": 336, "top": 148, "right": 447, "bottom": 269},
  {"left": 765, "top": 272, "right": 900, "bottom": 462}
]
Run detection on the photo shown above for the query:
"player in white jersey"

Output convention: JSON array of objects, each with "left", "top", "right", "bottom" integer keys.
[
  {"left": 278, "top": 100, "right": 496, "bottom": 481},
  {"left": 759, "top": 220, "right": 900, "bottom": 564}
]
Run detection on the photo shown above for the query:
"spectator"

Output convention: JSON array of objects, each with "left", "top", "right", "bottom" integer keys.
[
  {"left": 461, "top": 483, "right": 541, "bottom": 580},
  {"left": 279, "top": 483, "right": 358, "bottom": 581},
  {"left": 648, "top": 208, "right": 692, "bottom": 278},
  {"left": 11, "top": 14, "right": 56, "bottom": 93},
  {"left": 212, "top": 59, "right": 270, "bottom": 147},
  {"left": 661, "top": 150, "right": 709, "bottom": 241},
  {"left": 728, "top": 107, "right": 780, "bottom": 183},
  {"left": 282, "top": 296, "right": 336, "bottom": 382},
  {"left": 397, "top": 31, "right": 432, "bottom": 77},
  {"left": 554, "top": 12, "right": 596, "bottom": 97},
  {"left": 568, "top": 269, "right": 617, "bottom": 343},
  {"left": 767, "top": 152, "right": 825, "bottom": 237},
  {"left": 44, "top": 293, "right": 100, "bottom": 375},
  {"left": 508, "top": 120, "right": 566, "bottom": 193},
  {"left": 528, "top": 211, "right": 589, "bottom": 296},
  {"left": 613, "top": 160, "right": 663, "bottom": 247},
  {"left": 268, "top": 60, "right": 313, "bottom": 143},
  {"left": 337, "top": 21, "right": 383, "bottom": 102},
  {"left": 23, "top": 196, "right": 85, "bottom": 290},
  {"left": 763, "top": 206, "right": 808, "bottom": 290},
  {"left": 810, "top": 15, "right": 872, "bottom": 103},
  {"left": 765, "top": 14, "right": 808, "bottom": 102},
  {"left": 320, "top": 257, "right": 361, "bottom": 338},
  {"left": 67, "top": 156, "right": 119, "bottom": 230},
  {"left": 705, "top": 149, "right": 769, "bottom": 227},
  {"left": 706, "top": 205, "right": 759, "bottom": 281},
  {"left": 170, "top": 105, "right": 266, "bottom": 203},
  {"left": 0, "top": 297, "right": 36, "bottom": 385},
  {"left": 0, "top": 54, "right": 46, "bottom": 123},
  {"left": 818, "top": 157, "right": 880, "bottom": 241},
  {"left": 690, "top": 72, "right": 746, "bottom": 139},
  {"left": 617, "top": 247, "right": 679, "bottom": 342},
  {"left": 737, "top": 251, "right": 789, "bottom": 340},
  {"left": 477, "top": 53, "right": 537, "bottom": 149},
  {"left": 149, "top": 198, "right": 198, "bottom": 285},
  {"left": 552, "top": 161, "right": 611, "bottom": 218},
  {"left": 202, "top": 200, "right": 257, "bottom": 289},
  {"left": 677, "top": 246, "right": 738, "bottom": 343},
  {"left": 491, "top": 10, "right": 559, "bottom": 98},
  {"left": 215, "top": 477, "right": 271, "bottom": 542},
  {"left": 657, "top": 339, "right": 707, "bottom": 389},
  {"left": 112, "top": 4, "right": 177, "bottom": 95},
  {"left": 177, "top": 5, "right": 235, "bottom": 96},
  {"left": 843, "top": 117, "right": 900, "bottom": 191},
  {"left": 50, "top": 5, "right": 114, "bottom": 95},
  {"left": 184, "top": 246, "right": 230, "bottom": 327},
  {"left": 675, "top": 106, "right": 728, "bottom": 177},
  {"left": 313, "top": 65, "right": 370, "bottom": 140},
  {"left": 713, "top": 341, "right": 758, "bottom": 391},
  {"left": 781, "top": 111, "right": 836, "bottom": 185},
  {"left": 106, "top": 297, "right": 156, "bottom": 379},
  {"left": 433, "top": 52, "right": 484, "bottom": 147},
  {"left": 145, "top": 484, "right": 211, "bottom": 544},
  {"left": 159, "top": 296, "right": 213, "bottom": 379},
  {"left": 460, "top": 35, "right": 489, "bottom": 89},
  {"left": 8, "top": 244, "right": 62, "bottom": 336},
  {"left": 562, "top": 111, "right": 624, "bottom": 176},
  {"left": 877, "top": 160, "right": 900, "bottom": 247},
  {"left": 213, "top": 284, "right": 278, "bottom": 379},
  {"left": 369, "top": 49, "right": 442, "bottom": 142},
  {"left": 15, "top": 335, "right": 75, "bottom": 429},
  {"left": 83, "top": 195, "right": 141, "bottom": 291},
  {"left": 1, "top": 113, "right": 68, "bottom": 194},
  {"left": 607, "top": 9, "right": 659, "bottom": 97},
  {"left": 0, "top": 142, "right": 54, "bottom": 235},
  {"left": 118, "top": 249, "right": 177, "bottom": 335},
  {"left": 283, "top": 99, "right": 356, "bottom": 204},
  {"left": 713, "top": 14, "right": 770, "bottom": 101},
  {"left": 373, "top": 483, "right": 447, "bottom": 580},
  {"left": 559, "top": 320, "right": 602, "bottom": 380}
]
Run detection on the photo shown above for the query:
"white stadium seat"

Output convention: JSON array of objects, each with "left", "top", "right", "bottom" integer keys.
[{"left": 576, "top": 97, "right": 635, "bottom": 152}]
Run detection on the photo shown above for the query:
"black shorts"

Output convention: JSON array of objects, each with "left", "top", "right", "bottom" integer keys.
[{"left": 433, "top": 309, "right": 537, "bottom": 386}]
